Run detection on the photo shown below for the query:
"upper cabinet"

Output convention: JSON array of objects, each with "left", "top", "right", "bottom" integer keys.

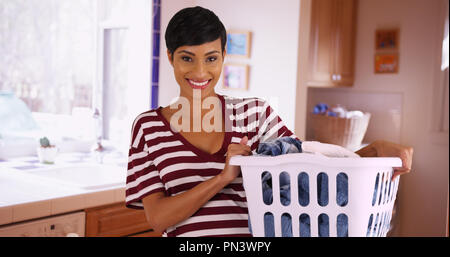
[{"left": 307, "top": 0, "right": 358, "bottom": 87}]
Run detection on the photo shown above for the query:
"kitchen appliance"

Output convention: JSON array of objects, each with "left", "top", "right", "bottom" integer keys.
[{"left": 0, "top": 211, "right": 85, "bottom": 237}]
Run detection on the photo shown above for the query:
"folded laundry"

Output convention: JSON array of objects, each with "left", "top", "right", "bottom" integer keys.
[
  {"left": 248, "top": 137, "right": 379, "bottom": 237},
  {"left": 312, "top": 102, "right": 365, "bottom": 119},
  {"left": 301, "top": 141, "right": 360, "bottom": 158},
  {"left": 256, "top": 136, "right": 303, "bottom": 156}
]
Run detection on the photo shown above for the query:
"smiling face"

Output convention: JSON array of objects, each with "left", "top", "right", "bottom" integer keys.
[{"left": 168, "top": 38, "right": 225, "bottom": 101}]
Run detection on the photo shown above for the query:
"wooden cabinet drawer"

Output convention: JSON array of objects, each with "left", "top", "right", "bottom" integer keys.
[{"left": 85, "top": 202, "right": 161, "bottom": 237}]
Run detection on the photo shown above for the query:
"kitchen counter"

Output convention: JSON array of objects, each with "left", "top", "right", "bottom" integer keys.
[{"left": 0, "top": 151, "right": 128, "bottom": 226}]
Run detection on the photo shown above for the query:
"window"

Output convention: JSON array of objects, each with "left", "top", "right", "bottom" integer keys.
[
  {"left": 442, "top": 8, "right": 449, "bottom": 72},
  {"left": 0, "top": 0, "right": 152, "bottom": 153},
  {"left": 440, "top": 3, "right": 449, "bottom": 133},
  {"left": 431, "top": 0, "right": 449, "bottom": 144},
  {"left": 0, "top": 0, "right": 96, "bottom": 114},
  {"left": 102, "top": 28, "right": 129, "bottom": 146}
]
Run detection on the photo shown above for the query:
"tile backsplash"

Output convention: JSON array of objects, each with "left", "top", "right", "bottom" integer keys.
[{"left": 306, "top": 88, "right": 403, "bottom": 144}]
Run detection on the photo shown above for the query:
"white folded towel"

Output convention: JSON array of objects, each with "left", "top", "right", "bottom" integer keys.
[{"left": 302, "top": 141, "right": 360, "bottom": 158}]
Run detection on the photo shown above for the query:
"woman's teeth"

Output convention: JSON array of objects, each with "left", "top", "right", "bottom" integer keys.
[
  {"left": 188, "top": 79, "right": 210, "bottom": 88},
  {"left": 189, "top": 80, "right": 208, "bottom": 86}
]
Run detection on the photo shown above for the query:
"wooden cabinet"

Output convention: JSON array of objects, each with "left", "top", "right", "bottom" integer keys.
[
  {"left": 85, "top": 203, "right": 161, "bottom": 237},
  {"left": 307, "top": 0, "right": 357, "bottom": 87}
]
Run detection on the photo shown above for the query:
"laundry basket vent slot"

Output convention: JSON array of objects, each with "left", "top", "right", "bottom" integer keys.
[
  {"left": 280, "top": 172, "right": 291, "bottom": 206},
  {"left": 317, "top": 173, "right": 329, "bottom": 207},
  {"left": 281, "top": 213, "right": 292, "bottom": 237},
  {"left": 387, "top": 174, "right": 393, "bottom": 203},
  {"left": 261, "top": 171, "right": 272, "bottom": 205},
  {"left": 337, "top": 213, "right": 348, "bottom": 237},
  {"left": 298, "top": 172, "right": 309, "bottom": 206},
  {"left": 383, "top": 173, "right": 389, "bottom": 204},
  {"left": 371, "top": 173, "right": 380, "bottom": 206},
  {"left": 318, "top": 213, "right": 329, "bottom": 237},
  {"left": 378, "top": 173, "right": 385, "bottom": 205},
  {"left": 366, "top": 214, "right": 374, "bottom": 237},
  {"left": 264, "top": 212, "right": 274, "bottom": 237},
  {"left": 336, "top": 172, "right": 348, "bottom": 207},
  {"left": 299, "top": 213, "right": 311, "bottom": 237}
]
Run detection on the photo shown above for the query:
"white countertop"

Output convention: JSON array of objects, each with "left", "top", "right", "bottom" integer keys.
[{"left": 0, "top": 151, "right": 128, "bottom": 226}]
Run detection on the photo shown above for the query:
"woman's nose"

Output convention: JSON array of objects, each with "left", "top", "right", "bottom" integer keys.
[{"left": 192, "top": 62, "right": 208, "bottom": 78}]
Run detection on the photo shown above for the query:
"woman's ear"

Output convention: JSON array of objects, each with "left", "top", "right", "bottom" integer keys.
[
  {"left": 222, "top": 49, "right": 227, "bottom": 61},
  {"left": 167, "top": 49, "right": 174, "bottom": 66}
]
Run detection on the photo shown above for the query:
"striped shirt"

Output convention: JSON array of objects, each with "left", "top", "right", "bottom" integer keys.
[{"left": 125, "top": 94, "right": 297, "bottom": 237}]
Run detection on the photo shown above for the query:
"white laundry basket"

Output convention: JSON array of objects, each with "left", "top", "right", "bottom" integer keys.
[{"left": 230, "top": 153, "right": 402, "bottom": 237}]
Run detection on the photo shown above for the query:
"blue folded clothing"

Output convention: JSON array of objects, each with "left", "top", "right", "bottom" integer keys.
[{"left": 256, "top": 136, "right": 303, "bottom": 156}]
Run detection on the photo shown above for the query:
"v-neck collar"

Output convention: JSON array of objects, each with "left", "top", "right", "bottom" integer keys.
[{"left": 155, "top": 94, "right": 230, "bottom": 161}]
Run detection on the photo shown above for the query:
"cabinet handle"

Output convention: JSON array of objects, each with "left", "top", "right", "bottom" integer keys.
[
  {"left": 332, "top": 74, "right": 336, "bottom": 81},
  {"left": 337, "top": 74, "right": 341, "bottom": 81}
]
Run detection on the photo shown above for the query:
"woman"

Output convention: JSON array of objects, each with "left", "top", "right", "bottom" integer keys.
[{"left": 125, "top": 6, "right": 413, "bottom": 237}]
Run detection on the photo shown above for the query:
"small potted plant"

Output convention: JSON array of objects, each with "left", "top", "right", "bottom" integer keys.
[{"left": 37, "top": 137, "right": 58, "bottom": 164}]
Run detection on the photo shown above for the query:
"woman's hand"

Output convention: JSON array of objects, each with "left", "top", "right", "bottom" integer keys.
[
  {"left": 356, "top": 140, "right": 413, "bottom": 181},
  {"left": 220, "top": 136, "right": 252, "bottom": 184}
]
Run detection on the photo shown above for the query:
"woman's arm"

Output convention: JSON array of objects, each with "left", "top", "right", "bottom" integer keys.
[
  {"left": 142, "top": 173, "right": 229, "bottom": 234},
  {"left": 356, "top": 140, "right": 414, "bottom": 181},
  {"left": 142, "top": 137, "right": 251, "bottom": 234}
]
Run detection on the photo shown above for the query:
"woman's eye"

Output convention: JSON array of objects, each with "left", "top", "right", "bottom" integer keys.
[
  {"left": 206, "top": 56, "right": 217, "bottom": 62},
  {"left": 181, "top": 56, "right": 192, "bottom": 62}
]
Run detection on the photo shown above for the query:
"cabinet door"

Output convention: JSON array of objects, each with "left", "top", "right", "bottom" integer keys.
[
  {"left": 333, "top": 0, "right": 357, "bottom": 86},
  {"left": 308, "top": 0, "right": 336, "bottom": 86},
  {"left": 307, "top": 0, "right": 357, "bottom": 87},
  {"left": 85, "top": 203, "right": 161, "bottom": 237}
]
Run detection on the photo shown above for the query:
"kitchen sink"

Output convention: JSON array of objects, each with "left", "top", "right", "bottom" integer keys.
[{"left": 22, "top": 163, "right": 126, "bottom": 190}]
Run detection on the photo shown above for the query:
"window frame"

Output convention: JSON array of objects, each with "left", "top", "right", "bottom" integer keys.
[{"left": 430, "top": 0, "right": 449, "bottom": 145}]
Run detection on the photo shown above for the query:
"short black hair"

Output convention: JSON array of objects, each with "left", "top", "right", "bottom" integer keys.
[{"left": 165, "top": 6, "right": 227, "bottom": 57}]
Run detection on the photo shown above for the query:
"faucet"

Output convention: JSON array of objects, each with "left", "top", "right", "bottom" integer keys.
[
  {"left": 92, "top": 108, "right": 103, "bottom": 149},
  {"left": 92, "top": 108, "right": 104, "bottom": 163}
]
